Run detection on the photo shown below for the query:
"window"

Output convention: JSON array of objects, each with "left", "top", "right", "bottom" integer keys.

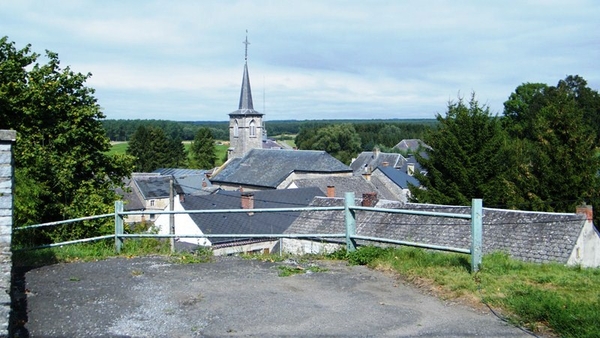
[
  {"left": 233, "top": 120, "right": 239, "bottom": 137},
  {"left": 150, "top": 199, "right": 155, "bottom": 206},
  {"left": 249, "top": 119, "right": 256, "bottom": 137},
  {"left": 150, "top": 214, "right": 156, "bottom": 220}
]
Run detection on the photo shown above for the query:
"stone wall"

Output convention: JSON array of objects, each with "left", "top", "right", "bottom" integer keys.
[{"left": 0, "top": 130, "right": 15, "bottom": 337}]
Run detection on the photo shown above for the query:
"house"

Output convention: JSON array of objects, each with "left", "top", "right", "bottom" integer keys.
[
  {"left": 118, "top": 174, "right": 183, "bottom": 224},
  {"left": 365, "top": 165, "right": 420, "bottom": 202},
  {"left": 393, "top": 139, "right": 431, "bottom": 154},
  {"left": 210, "top": 148, "right": 353, "bottom": 191},
  {"left": 153, "top": 187, "right": 325, "bottom": 255},
  {"left": 288, "top": 175, "right": 399, "bottom": 201},
  {"left": 152, "top": 168, "right": 215, "bottom": 195},
  {"left": 350, "top": 148, "right": 406, "bottom": 175},
  {"left": 283, "top": 196, "right": 600, "bottom": 267}
]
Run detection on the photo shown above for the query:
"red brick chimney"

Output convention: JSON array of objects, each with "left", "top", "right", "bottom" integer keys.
[
  {"left": 382, "top": 162, "right": 389, "bottom": 167},
  {"left": 576, "top": 203, "right": 593, "bottom": 221},
  {"left": 362, "top": 192, "right": 378, "bottom": 207},
  {"left": 327, "top": 185, "right": 335, "bottom": 198},
  {"left": 241, "top": 192, "right": 255, "bottom": 215}
]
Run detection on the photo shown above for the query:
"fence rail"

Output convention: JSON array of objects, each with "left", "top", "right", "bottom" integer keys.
[{"left": 14, "top": 193, "right": 483, "bottom": 272}]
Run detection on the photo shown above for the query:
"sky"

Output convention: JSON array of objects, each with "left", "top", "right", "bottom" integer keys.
[{"left": 2, "top": 1, "right": 599, "bottom": 122}]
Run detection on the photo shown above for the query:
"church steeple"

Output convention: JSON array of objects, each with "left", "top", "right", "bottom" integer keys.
[{"left": 228, "top": 31, "right": 264, "bottom": 160}]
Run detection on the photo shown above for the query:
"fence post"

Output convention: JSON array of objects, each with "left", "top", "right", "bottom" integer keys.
[
  {"left": 344, "top": 192, "right": 356, "bottom": 252},
  {"left": 470, "top": 198, "right": 483, "bottom": 273},
  {"left": 115, "top": 200, "right": 124, "bottom": 253}
]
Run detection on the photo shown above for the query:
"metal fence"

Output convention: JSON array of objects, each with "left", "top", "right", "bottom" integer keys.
[{"left": 15, "top": 192, "right": 483, "bottom": 272}]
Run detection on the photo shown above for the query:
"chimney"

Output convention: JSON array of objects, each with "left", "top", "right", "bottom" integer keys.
[
  {"left": 373, "top": 147, "right": 380, "bottom": 158},
  {"left": 362, "top": 172, "right": 371, "bottom": 182},
  {"left": 202, "top": 180, "right": 207, "bottom": 188},
  {"left": 407, "top": 163, "right": 415, "bottom": 176},
  {"left": 362, "top": 192, "right": 378, "bottom": 207},
  {"left": 576, "top": 203, "right": 593, "bottom": 221},
  {"left": 382, "top": 162, "right": 389, "bottom": 167},
  {"left": 327, "top": 185, "right": 336, "bottom": 198},
  {"left": 241, "top": 192, "right": 255, "bottom": 215}
]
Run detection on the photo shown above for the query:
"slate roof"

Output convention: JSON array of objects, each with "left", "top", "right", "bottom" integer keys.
[
  {"left": 290, "top": 176, "right": 398, "bottom": 201},
  {"left": 374, "top": 165, "right": 420, "bottom": 189},
  {"left": 351, "top": 151, "right": 406, "bottom": 174},
  {"left": 181, "top": 187, "right": 325, "bottom": 245},
  {"left": 393, "top": 139, "right": 432, "bottom": 152},
  {"left": 285, "top": 197, "right": 588, "bottom": 264},
  {"left": 116, "top": 179, "right": 145, "bottom": 211},
  {"left": 133, "top": 175, "right": 183, "bottom": 199},
  {"left": 210, "top": 149, "right": 352, "bottom": 189},
  {"left": 153, "top": 168, "right": 209, "bottom": 176}
]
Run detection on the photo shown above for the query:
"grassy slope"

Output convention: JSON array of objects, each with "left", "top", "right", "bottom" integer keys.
[{"left": 108, "top": 141, "right": 230, "bottom": 166}]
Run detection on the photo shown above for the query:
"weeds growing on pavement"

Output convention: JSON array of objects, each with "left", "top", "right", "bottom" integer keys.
[{"left": 327, "top": 245, "right": 600, "bottom": 338}]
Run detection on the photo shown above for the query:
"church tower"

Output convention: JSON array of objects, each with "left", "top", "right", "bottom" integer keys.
[{"left": 228, "top": 33, "right": 264, "bottom": 160}]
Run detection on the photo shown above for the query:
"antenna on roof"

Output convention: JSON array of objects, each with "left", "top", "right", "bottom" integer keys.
[{"left": 243, "top": 30, "right": 250, "bottom": 62}]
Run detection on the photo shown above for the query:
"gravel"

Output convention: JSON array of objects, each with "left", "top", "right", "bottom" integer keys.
[{"left": 12, "top": 256, "right": 535, "bottom": 337}]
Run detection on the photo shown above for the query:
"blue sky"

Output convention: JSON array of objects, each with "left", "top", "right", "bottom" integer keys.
[{"left": 2, "top": 0, "right": 599, "bottom": 121}]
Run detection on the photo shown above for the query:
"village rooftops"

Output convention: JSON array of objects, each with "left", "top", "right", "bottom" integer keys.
[{"left": 210, "top": 149, "right": 353, "bottom": 189}]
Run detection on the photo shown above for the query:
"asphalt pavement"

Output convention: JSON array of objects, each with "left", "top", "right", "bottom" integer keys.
[{"left": 12, "top": 256, "right": 535, "bottom": 337}]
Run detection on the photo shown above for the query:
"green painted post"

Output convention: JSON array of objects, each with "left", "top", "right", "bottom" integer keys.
[
  {"left": 470, "top": 198, "right": 483, "bottom": 273},
  {"left": 115, "top": 200, "right": 124, "bottom": 253},
  {"left": 344, "top": 192, "right": 357, "bottom": 252}
]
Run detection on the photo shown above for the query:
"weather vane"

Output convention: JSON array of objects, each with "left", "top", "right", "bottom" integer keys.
[{"left": 243, "top": 30, "right": 250, "bottom": 61}]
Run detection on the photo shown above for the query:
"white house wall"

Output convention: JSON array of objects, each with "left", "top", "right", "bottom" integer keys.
[
  {"left": 154, "top": 198, "right": 211, "bottom": 247},
  {"left": 282, "top": 238, "right": 343, "bottom": 255},
  {"left": 567, "top": 220, "right": 600, "bottom": 267}
]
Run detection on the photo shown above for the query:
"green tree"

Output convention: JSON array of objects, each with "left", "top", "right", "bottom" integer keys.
[
  {"left": 502, "top": 77, "right": 600, "bottom": 213},
  {"left": 0, "top": 37, "right": 134, "bottom": 244},
  {"left": 410, "top": 94, "right": 512, "bottom": 206},
  {"left": 189, "top": 127, "right": 216, "bottom": 169},
  {"left": 127, "top": 125, "right": 186, "bottom": 172},
  {"left": 296, "top": 124, "right": 361, "bottom": 164}
]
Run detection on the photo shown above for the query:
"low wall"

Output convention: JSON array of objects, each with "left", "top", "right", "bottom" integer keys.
[{"left": 0, "top": 130, "right": 15, "bottom": 337}]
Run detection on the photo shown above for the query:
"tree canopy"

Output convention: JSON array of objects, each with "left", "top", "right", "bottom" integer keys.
[
  {"left": 296, "top": 124, "right": 362, "bottom": 164},
  {"left": 126, "top": 125, "right": 187, "bottom": 172},
  {"left": 0, "top": 36, "right": 133, "bottom": 244},
  {"left": 411, "top": 76, "right": 600, "bottom": 224},
  {"left": 189, "top": 127, "right": 217, "bottom": 169},
  {"left": 410, "top": 94, "right": 512, "bottom": 206}
]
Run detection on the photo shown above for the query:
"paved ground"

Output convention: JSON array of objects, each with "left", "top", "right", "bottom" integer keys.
[{"left": 12, "top": 256, "right": 535, "bottom": 337}]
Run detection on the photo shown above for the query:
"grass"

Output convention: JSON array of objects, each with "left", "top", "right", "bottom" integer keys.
[
  {"left": 327, "top": 246, "right": 600, "bottom": 338},
  {"left": 107, "top": 141, "right": 230, "bottom": 166},
  {"left": 12, "top": 238, "right": 210, "bottom": 268}
]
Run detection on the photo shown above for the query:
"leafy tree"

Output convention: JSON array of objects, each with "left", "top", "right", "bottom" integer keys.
[
  {"left": 410, "top": 94, "right": 512, "bottom": 206},
  {"left": 502, "top": 77, "right": 600, "bottom": 214},
  {"left": 296, "top": 124, "right": 361, "bottom": 164},
  {"left": 0, "top": 36, "right": 134, "bottom": 244},
  {"left": 126, "top": 125, "right": 186, "bottom": 171},
  {"left": 189, "top": 127, "right": 216, "bottom": 169}
]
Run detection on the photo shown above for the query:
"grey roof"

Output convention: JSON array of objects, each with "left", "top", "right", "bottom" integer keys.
[
  {"left": 374, "top": 165, "right": 420, "bottom": 189},
  {"left": 181, "top": 187, "right": 325, "bottom": 245},
  {"left": 393, "top": 139, "right": 432, "bottom": 152},
  {"left": 351, "top": 151, "right": 406, "bottom": 174},
  {"left": 133, "top": 175, "right": 183, "bottom": 199},
  {"left": 286, "top": 197, "right": 587, "bottom": 264},
  {"left": 210, "top": 149, "right": 352, "bottom": 189},
  {"left": 153, "top": 168, "right": 209, "bottom": 176},
  {"left": 291, "top": 176, "right": 398, "bottom": 201},
  {"left": 116, "top": 179, "right": 145, "bottom": 211},
  {"left": 262, "top": 139, "right": 283, "bottom": 149}
]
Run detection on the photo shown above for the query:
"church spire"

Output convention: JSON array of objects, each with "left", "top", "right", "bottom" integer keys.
[{"left": 238, "top": 31, "right": 254, "bottom": 111}]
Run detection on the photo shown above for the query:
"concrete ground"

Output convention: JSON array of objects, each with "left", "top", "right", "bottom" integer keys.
[{"left": 12, "top": 256, "right": 535, "bottom": 337}]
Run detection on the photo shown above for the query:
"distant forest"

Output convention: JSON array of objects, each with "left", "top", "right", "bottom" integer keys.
[{"left": 102, "top": 119, "right": 437, "bottom": 151}]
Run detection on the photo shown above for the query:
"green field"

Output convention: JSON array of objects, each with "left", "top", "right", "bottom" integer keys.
[{"left": 108, "top": 141, "right": 230, "bottom": 166}]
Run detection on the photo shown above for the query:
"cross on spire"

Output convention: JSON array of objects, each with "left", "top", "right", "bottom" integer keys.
[{"left": 243, "top": 30, "right": 250, "bottom": 62}]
